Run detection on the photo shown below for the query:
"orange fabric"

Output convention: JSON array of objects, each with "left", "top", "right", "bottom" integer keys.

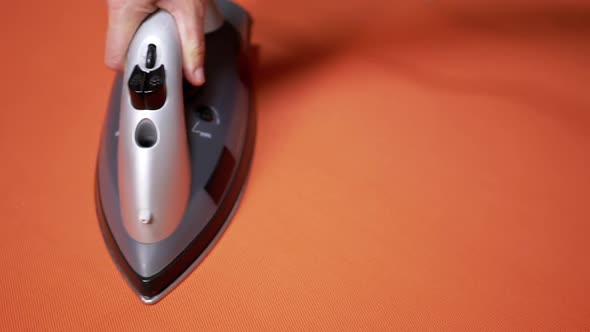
[{"left": 1, "top": 0, "right": 589, "bottom": 330}]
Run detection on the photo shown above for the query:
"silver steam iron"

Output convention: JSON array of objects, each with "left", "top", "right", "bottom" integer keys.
[{"left": 95, "top": 0, "right": 255, "bottom": 304}]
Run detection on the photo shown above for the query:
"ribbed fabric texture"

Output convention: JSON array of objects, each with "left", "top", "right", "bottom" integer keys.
[{"left": 1, "top": 0, "right": 589, "bottom": 330}]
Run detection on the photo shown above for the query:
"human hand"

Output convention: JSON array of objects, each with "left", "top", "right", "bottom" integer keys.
[{"left": 105, "top": 0, "right": 207, "bottom": 86}]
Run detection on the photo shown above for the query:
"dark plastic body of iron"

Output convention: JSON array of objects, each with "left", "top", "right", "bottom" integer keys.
[{"left": 95, "top": 1, "right": 254, "bottom": 304}]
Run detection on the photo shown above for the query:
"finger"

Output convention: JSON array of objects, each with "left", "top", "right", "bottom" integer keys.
[
  {"left": 105, "top": 0, "right": 155, "bottom": 70},
  {"left": 160, "top": 0, "right": 206, "bottom": 85}
]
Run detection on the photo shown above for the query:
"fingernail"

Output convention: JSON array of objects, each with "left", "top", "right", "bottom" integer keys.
[{"left": 194, "top": 67, "right": 205, "bottom": 85}]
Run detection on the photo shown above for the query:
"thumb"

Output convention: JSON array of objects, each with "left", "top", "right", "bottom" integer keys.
[{"left": 161, "top": 0, "right": 206, "bottom": 86}]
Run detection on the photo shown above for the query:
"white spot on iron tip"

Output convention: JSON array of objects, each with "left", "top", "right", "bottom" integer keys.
[{"left": 139, "top": 210, "right": 152, "bottom": 224}]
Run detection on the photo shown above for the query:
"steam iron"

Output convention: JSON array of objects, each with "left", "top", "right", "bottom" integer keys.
[{"left": 95, "top": 0, "right": 255, "bottom": 304}]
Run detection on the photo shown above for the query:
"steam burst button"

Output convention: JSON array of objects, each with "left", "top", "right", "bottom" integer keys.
[
  {"left": 144, "top": 65, "right": 167, "bottom": 110},
  {"left": 128, "top": 65, "right": 147, "bottom": 110},
  {"left": 127, "top": 64, "right": 166, "bottom": 110}
]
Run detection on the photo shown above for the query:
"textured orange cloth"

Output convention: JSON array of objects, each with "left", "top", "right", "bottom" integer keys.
[{"left": 1, "top": 0, "right": 589, "bottom": 330}]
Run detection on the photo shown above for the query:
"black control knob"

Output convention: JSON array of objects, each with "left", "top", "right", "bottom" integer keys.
[{"left": 196, "top": 106, "right": 215, "bottom": 122}]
